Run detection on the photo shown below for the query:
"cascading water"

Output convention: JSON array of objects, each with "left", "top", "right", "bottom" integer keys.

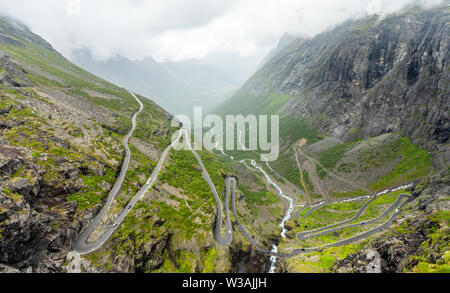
[
  {"left": 214, "top": 130, "right": 295, "bottom": 272},
  {"left": 269, "top": 245, "right": 278, "bottom": 273},
  {"left": 251, "top": 160, "right": 294, "bottom": 273}
]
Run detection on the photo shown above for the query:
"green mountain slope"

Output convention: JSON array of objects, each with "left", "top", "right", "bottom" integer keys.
[
  {"left": 0, "top": 15, "right": 175, "bottom": 272},
  {"left": 0, "top": 16, "right": 287, "bottom": 273}
]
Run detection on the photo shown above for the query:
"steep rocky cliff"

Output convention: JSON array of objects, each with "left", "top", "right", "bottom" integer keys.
[{"left": 219, "top": 7, "right": 449, "bottom": 151}]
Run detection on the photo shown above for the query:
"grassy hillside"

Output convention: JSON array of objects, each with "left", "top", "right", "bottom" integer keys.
[{"left": 0, "top": 16, "right": 253, "bottom": 273}]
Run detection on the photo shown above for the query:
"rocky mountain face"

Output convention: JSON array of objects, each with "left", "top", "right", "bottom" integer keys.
[
  {"left": 0, "top": 7, "right": 448, "bottom": 274},
  {"left": 0, "top": 16, "right": 270, "bottom": 273},
  {"left": 0, "top": 55, "right": 31, "bottom": 87},
  {"left": 256, "top": 33, "right": 298, "bottom": 70},
  {"left": 219, "top": 7, "right": 449, "bottom": 151}
]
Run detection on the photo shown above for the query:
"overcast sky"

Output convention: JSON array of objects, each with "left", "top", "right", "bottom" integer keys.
[{"left": 0, "top": 0, "right": 445, "bottom": 63}]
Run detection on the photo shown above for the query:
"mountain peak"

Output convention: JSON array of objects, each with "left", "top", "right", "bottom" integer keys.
[{"left": 0, "top": 15, "right": 55, "bottom": 51}]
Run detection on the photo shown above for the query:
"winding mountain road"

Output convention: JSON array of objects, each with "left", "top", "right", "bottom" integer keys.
[
  {"left": 73, "top": 97, "right": 232, "bottom": 253},
  {"left": 183, "top": 131, "right": 233, "bottom": 246},
  {"left": 215, "top": 141, "right": 414, "bottom": 261},
  {"left": 297, "top": 193, "right": 412, "bottom": 240},
  {"left": 72, "top": 94, "right": 413, "bottom": 270},
  {"left": 226, "top": 175, "right": 412, "bottom": 258},
  {"left": 73, "top": 91, "right": 144, "bottom": 254}
]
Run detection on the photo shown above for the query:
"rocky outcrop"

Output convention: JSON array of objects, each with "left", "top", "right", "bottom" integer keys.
[
  {"left": 229, "top": 243, "right": 271, "bottom": 273},
  {"left": 0, "top": 148, "right": 22, "bottom": 178},
  {"left": 0, "top": 115, "right": 113, "bottom": 272},
  {"left": 331, "top": 214, "right": 446, "bottom": 273},
  {"left": 0, "top": 187, "right": 78, "bottom": 272},
  {"left": 105, "top": 233, "right": 170, "bottom": 273},
  {"left": 0, "top": 147, "right": 89, "bottom": 272},
  {"left": 0, "top": 264, "right": 21, "bottom": 273},
  {"left": 416, "top": 166, "right": 450, "bottom": 213},
  {"left": 0, "top": 55, "right": 31, "bottom": 87}
]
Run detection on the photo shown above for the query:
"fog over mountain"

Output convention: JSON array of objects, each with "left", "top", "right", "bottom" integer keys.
[
  {"left": 0, "top": 0, "right": 443, "bottom": 61},
  {"left": 0, "top": 0, "right": 444, "bottom": 63},
  {"left": 71, "top": 48, "right": 249, "bottom": 115},
  {"left": 0, "top": 0, "right": 445, "bottom": 114}
]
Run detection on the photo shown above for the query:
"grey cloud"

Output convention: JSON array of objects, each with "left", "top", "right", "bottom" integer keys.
[{"left": 0, "top": 0, "right": 445, "bottom": 63}]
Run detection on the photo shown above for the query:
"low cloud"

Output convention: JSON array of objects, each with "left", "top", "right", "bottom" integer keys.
[{"left": 0, "top": 0, "right": 445, "bottom": 62}]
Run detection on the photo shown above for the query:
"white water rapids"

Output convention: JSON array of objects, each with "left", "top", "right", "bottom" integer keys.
[
  {"left": 251, "top": 160, "right": 294, "bottom": 273},
  {"left": 213, "top": 130, "right": 295, "bottom": 272}
]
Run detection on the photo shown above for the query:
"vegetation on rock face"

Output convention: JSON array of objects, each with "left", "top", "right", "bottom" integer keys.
[
  {"left": 0, "top": 18, "right": 248, "bottom": 272},
  {"left": 409, "top": 210, "right": 450, "bottom": 273},
  {"left": 310, "top": 134, "right": 433, "bottom": 191},
  {"left": 159, "top": 150, "right": 226, "bottom": 205},
  {"left": 239, "top": 185, "right": 277, "bottom": 207},
  {"left": 319, "top": 141, "right": 359, "bottom": 169},
  {"left": 278, "top": 116, "right": 321, "bottom": 146},
  {"left": 367, "top": 137, "right": 432, "bottom": 190},
  {"left": 285, "top": 244, "right": 367, "bottom": 273},
  {"left": 84, "top": 147, "right": 239, "bottom": 272},
  {"left": 66, "top": 169, "right": 116, "bottom": 210},
  {"left": 217, "top": 92, "right": 292, "bottom": 116}
]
